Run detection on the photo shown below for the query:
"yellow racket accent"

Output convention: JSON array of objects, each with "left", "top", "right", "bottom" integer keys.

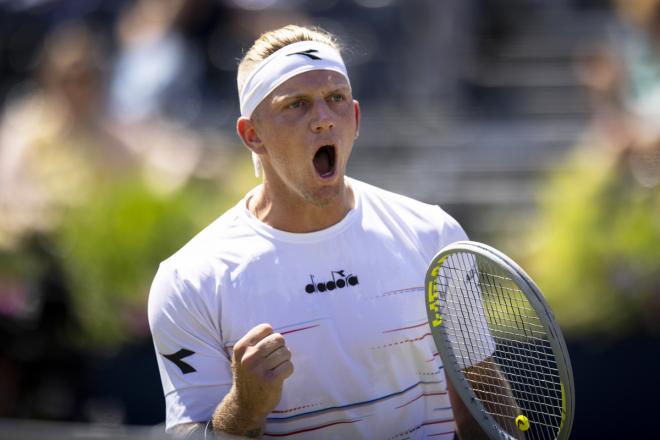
[
  {"left": 427, "top": 256, "right": 448, "bottom": 327},
  {"left": 427, "top": 280, "right": 437, "bottom": 304},
  {"left": 427, "top": 280, "right": 442, "bottom": 327},
  {"left": 515, "top": 415, "right": 530, "bottom": 431}
]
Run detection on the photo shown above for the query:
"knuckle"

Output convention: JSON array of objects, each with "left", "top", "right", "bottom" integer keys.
[
  {"left": 240, "top": 349, "right": 260, "bottom": 368},
  {"left": 231, "top": 344, "right": 246, "bottom": 361},
  {"left": 233, "top": 339, "right": 247, "bottom": 351},
  {"left": 257, "top": 323, "right": 274, "bottom": 334},
  {"left": 271, "top": 333, "right": 285, "bottom": 345},
  {"left": 274, "top": 345, "right": 289, "bottom": 358}
]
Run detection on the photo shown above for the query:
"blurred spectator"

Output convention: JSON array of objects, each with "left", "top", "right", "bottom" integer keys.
[
  {"left": 578, "top": 0, "right": 660, "bottom": 153},
  {"left": 109, "top": 0, "right": 203, "bottom": 125},
  {"left": 523, "top": 0, "right": 660, "bottom": 338},
  {"left": 0, "top": 21, "right": 136, "bottom": 421},
  {"left": 610, "top": 0, "right": 660, "bottom": 126},
  {"left": 0, "top": 23, "right": 136, "bottom": 249},
  {"left": 577, "top": 0, "right": 660, "bottom": 196},
  {"left": 0, "top": 18, "right": 249, "bottom": 423}
]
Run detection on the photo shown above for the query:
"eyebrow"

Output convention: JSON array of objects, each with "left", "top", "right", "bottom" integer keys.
[{"left": 273, "top": 85, "right": 351, "bottom": 103}]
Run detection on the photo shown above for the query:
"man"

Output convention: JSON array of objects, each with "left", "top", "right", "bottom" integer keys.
[{"left": 149, "top": 25, "right": 486, "bottom": 439}]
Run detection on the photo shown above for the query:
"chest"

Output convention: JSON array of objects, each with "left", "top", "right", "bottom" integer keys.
[{"left": 219, "top": 231, "right": 431, "bottom": 353}]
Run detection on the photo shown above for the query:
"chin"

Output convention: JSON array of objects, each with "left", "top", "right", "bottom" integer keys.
[{"left": 305, "top": 178, "right": 344, "bottom": 207}]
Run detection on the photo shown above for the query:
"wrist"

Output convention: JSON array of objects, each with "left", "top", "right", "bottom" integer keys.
[{"left": 211, "top": 388, "right": 267, "bottom": 437}]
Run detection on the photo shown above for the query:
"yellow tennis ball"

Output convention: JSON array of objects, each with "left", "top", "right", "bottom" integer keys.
[{"left": 515, "top": 415, "right": 530, "bottom": 431}]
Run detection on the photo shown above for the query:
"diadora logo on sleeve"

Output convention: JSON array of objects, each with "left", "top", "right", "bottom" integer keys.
[
  {"left": 305, "top": 270, "right": 359, "bottom": 294},
  {"left": 162, "top": 348, "right": 196, "bottom": 374}
]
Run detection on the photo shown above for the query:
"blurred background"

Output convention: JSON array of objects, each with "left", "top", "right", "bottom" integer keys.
[{"left": 0, "top": 0, "right": 658, "bottom": 438}]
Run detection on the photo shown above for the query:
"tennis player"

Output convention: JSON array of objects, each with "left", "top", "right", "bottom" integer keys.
[{"left": 148, "top": 25, "right": 491, "bottom": 439}]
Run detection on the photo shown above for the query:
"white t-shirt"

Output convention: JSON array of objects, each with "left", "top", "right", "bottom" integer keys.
[{"left": 148, "top": 178, "right": 474, "bottom": 439}]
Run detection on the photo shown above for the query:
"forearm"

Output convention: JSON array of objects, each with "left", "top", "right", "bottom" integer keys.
[
  {"left": 464, "top": 358, "right": 523, "bottom": 439},
  {"left": 465, "top": 361, "right": 519, "bottom": 417},
  {"left": 447, "top": 379, "right": 489, "bottom": 440},
  {"left": 174, "top": 324, "right": 292, "bottom": 440},
  {"left": 210, "top": 388, "right": 267, "bottom": 438},
  {"left": 167, "top": 391, "right": 268, "bottom": 440}
]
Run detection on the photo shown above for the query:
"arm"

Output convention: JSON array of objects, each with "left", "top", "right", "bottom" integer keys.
[
  {"left": 447, "top": 377, "right": 489, "bottom": 440},
  {"left": 169, "top": 324, "right": 293, "bottom": 439},
  {"left": 210, "top": 323, "right": 294, "bottom": 438},
  {"left": 164, "top": 324, "right": 293, "bottom": 439},
  {"left": 460, "top": 357, "right": 524, "bottom": 440},
  {"left": 149, "top": 265, "right": 293, "bottom": 439}
]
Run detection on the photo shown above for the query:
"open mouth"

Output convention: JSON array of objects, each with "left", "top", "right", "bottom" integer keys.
[{"left": 313, "top": 145, "right": 336, "bottom": 178}]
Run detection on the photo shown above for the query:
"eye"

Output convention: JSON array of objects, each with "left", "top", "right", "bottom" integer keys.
[
  {"left": 287, "top": 99, "right": 305, "bottom": 109},
  {"left": 329, "top": 93, "right": 345, "bottom": 103}
]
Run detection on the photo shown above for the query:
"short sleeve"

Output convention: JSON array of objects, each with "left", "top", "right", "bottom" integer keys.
[
  {"left": 435, "top": 205, "right": 469, "bottom": 249},
  {"left": 148, "top": 262, "right": 232, "bottom": 431}
]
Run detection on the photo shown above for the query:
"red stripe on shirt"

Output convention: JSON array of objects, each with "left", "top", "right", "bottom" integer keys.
[
  {"left": 382, "top": 321, "right": 429, "bottom": 334},
  {"left": 263, "top": 418, "right": 363, "bottom": 437},
  {"left": 225, "top": 324, "right": 320, "bottom": 351},
  {"left": 280, "top": 324, "right": 320, "bottom": 336},
  {"left": 390, "top": 418, "right": 455, "bottom": 439},
  {"left": 428, "top": 430, "right": 457, "bottom": 437},
  {"left": 395, "top": 391, "right": 448, "bottom": 409},
  {"left": 371, "top": 332, "right": 433, "bottom": 350}
]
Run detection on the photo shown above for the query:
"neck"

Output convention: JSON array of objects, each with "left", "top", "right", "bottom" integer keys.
[{"left": 248, "top": 179, "right": 354, "bottom": 233}]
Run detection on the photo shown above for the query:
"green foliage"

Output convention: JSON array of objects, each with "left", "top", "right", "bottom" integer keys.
[
  {"left": 524, "top": 150, "right": 660, "bottom": 337},
  {"left": 54, "top": 176, "right": 239, "bottom": 348}
]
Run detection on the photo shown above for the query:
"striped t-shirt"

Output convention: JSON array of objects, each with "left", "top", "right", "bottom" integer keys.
[{"left": 149, "top": 178, "right": 484, "bottom": 439}]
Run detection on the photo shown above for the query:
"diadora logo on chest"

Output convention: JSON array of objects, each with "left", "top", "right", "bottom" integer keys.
[{"left": 305, "top": 270, "right": 359, "bottom": 294}]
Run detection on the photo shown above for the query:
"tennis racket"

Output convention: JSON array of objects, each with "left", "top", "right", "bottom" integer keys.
[{"left": 425, "top": 241, "right": 574, "bottom": 440}]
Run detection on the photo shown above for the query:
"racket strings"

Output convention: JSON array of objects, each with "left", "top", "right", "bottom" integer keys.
[
  {"left": 438, "top": 282, "right": 542, "bottom": 320},
  {"left": 477, "top": 255, "right": 562, "bottom": 440},
  {"left": 452, "top": 361, "right": 560, "bottom": 391},
  {"left": 432, "top": 252, "right": 564, "bottom": 440},
  {"left": 442, "top": 296, "right": 549, "bottom": 341}
]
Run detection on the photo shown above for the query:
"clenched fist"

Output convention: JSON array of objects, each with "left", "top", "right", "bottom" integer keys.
[{"left": 212, "top": 323, "right": 294, "bottom": 437}]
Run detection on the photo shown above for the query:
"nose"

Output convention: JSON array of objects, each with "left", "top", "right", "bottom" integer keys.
[{"left": 310, "top": 99, "right": 334, "bottom": 133}]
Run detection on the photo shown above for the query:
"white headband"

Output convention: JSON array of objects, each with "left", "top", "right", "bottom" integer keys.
[{"left": 239, "top": 40, "right": 350, "bottom": 118}]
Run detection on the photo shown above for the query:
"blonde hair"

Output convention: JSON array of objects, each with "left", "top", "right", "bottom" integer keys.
[{"left": 237, "top": 25, "right": 341, "bottom": 95}]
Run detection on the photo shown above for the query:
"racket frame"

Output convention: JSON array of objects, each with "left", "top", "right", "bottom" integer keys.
[{"left": 425, "top": 241, "right": 575, "bottom": 440}]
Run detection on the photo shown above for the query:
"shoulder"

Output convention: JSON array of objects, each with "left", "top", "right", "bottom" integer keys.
[
  {"left": 350, "top": 178, "right": 467, "bottom": 261},
  {"left": 163, "top": 198, "right": 257, "bottom": 272},
  {"left": 352, "top": 177, "right": 436, "bottom": 212},
  {"left": 148, "top": 198, "right": 255, "bottom": 312},
  {"left": 147, "top": 204, "right": 249, "bottom": 344},
  {"left": 351, "top": 178, "right": 466, "bottom": 237}
]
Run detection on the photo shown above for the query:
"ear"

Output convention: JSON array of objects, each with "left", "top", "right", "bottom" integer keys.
[
  {"left": 353, "top": 99, "right": 361, "bottom": 139},
  {"left": 236, "top": 117, "right": 266, "bottom": 154}
]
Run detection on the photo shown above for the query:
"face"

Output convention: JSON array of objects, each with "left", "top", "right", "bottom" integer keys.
[{"left": 239, "top": 70, "right": 360, "bottom": 207}]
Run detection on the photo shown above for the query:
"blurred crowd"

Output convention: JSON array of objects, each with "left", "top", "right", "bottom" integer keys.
[
  {"left": 0, "top": 0, "right": 658, "bottom": 430},
  {"left": 0, "top": 0, "right": 249, "bottom": 424},
  {"left": 524, "top": 0, "right": 660, "bottom": 338}
]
